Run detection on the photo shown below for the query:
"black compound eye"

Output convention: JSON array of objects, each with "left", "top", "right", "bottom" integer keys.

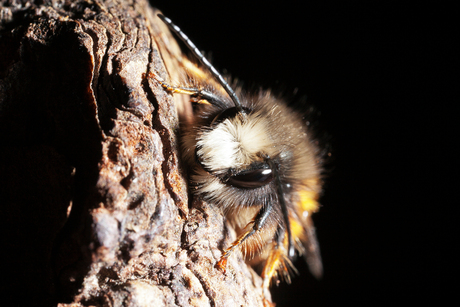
[{"left": 227, "top": 168, "right": 273, "bottom": 189}]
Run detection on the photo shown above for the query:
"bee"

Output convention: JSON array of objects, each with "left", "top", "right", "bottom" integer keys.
[{"left": 156, "top": 14, "right": 324, "bottom": 299}]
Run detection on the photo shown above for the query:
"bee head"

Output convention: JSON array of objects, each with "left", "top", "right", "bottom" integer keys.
[
  {"left": 190, "top": 95, "right": 305, "bottom": 197},
  {"left": 193, "top": 100, "right": 300, "bottom": 258}
]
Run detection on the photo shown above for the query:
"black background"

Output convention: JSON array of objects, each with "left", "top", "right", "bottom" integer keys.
[{"left": 155, "top": 1, "right": 455, "bottom": 306}]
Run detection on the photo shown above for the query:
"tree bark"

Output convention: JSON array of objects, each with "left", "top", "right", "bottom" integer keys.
[{"left": 0, "top": 0, "right": 267, "bottom": 306}]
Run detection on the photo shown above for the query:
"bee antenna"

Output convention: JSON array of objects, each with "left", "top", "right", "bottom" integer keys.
[
  {"left": 158, "top": 14, "right": 246, "bottom": 116},
  {"left": 268, "top": 160, "right": 295, "bottom": 258}
]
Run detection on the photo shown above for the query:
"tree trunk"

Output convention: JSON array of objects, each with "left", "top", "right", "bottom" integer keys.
[{"left": 0, "top": 0, "right": 267, "bottom": 306}]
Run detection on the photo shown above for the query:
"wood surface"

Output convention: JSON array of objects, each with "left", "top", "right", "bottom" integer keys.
[{"left": 0, "top": 1, "right": 268, "bottom": 305}]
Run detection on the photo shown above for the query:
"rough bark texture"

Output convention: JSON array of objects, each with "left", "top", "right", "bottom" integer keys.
[{"left": 0, "top": 0, "right": 266, "bottom": 306}]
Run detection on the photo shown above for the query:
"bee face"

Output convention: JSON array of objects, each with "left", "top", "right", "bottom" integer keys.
[
  {"left": 156, "top": 13, "right": 325, "bottom": 303},
  {"left": 185, "top": 94, "right": 320, "bottom": 213}
]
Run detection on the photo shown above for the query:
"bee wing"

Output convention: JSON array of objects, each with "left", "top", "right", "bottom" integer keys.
[
  {"left": 293, "top": 184, "right": 323, "bottom": 278},
  {"left": 302, "top": 216, "right": 323, "bottom": 279}
]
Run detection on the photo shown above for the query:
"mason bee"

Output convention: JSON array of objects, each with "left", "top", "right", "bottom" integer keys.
[{"left": 156, "top": 14, "right": 324, "bottom": 298}]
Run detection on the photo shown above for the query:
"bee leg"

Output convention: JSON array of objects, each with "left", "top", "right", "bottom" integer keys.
[
  {"left": 261, "top": 228, "right": 292, "bottom": 288},
  {"left": 216, "top": 204, "right": 272, "bottom": 272},
  {"left": 243, "top": 229, "right": 289, "bottom": 307},
  {"left": 261, "top": 229, "right": 293, "bottom": 307}
]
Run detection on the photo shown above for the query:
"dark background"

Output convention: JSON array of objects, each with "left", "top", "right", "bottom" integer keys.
[{"left": 156, "top": 1, "right": 455, "bottom": 306}]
